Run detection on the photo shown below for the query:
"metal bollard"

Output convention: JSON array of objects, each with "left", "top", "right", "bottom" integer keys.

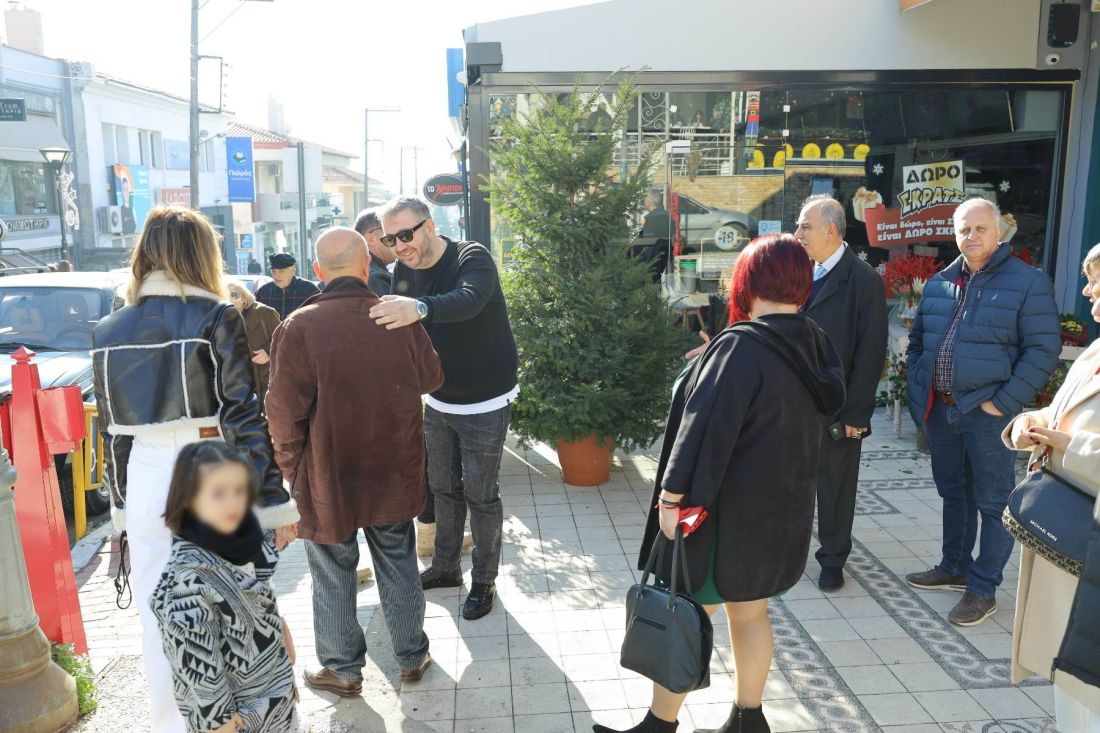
[{"left": 0, "top": 441, "right": 79, "bottom": 732}]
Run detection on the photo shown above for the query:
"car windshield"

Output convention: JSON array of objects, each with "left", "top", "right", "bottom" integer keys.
[{"left": 0, "top": 288, "right": 107, "bottom": 352}]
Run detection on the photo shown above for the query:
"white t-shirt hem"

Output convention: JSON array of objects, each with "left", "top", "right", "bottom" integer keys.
[{"left": 426, "top": 385, "right": 519, "bottom": 415}]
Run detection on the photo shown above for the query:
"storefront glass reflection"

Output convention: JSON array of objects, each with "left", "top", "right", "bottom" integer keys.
[
  {"left": 0, "top": 161, "right": 57, "bottom": 217},
  {"left": 485, "top": 83, "right": 1065, "bottom": 293}
]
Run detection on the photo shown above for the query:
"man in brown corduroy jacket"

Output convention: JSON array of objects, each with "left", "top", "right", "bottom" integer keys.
[{"left": 266, "top": 227, "right": 443, "bottom": 697}]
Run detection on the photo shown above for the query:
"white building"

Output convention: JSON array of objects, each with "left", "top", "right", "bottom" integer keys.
[
  {"left": 76, "top": 73, "right": 234, "bottom": 269},
  {"left": 0, "top": 42, "right": 74, "bottom": 263},
  {"left": 223, "top": 122, "right": 359, "bottom": 267}
]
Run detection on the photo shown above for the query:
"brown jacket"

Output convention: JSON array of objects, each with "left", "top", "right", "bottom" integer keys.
[
  {"left": 265, "top": 277, "right": 443, "bottom": 543},
  {"left": 240, "top": 301, "right": 281, "bottom": 404}
]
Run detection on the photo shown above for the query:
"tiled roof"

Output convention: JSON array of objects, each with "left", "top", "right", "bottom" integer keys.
[
  {"left": 224, "top": 122, "right": 356, "bottom": 158},
  {"left": 323, "top": 165, "right": 385, "bottom": 187}
]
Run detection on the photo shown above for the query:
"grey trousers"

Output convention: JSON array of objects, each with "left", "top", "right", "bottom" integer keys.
[
  {"left": 304, "top": 521, "right": 429, "bottom": 681},
  {"left": 425, "top": 404, "right": 511, "bottom": 585}
]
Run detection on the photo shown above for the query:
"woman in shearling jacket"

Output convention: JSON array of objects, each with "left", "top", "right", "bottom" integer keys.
[
  {"left": 92, "top": 205, "right": 299, "bottom": 733},
  {"left": 1003, "top": 243, "right": 1100, "bottom": 730}
]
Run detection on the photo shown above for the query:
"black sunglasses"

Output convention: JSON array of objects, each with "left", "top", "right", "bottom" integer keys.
[{"left": 380, "top": 219, "right": 428, "bottom": 248}]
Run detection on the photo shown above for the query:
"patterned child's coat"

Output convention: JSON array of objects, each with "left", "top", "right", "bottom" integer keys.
[{"left": 150, "top": 536, "right": 298, "bottom": 733}]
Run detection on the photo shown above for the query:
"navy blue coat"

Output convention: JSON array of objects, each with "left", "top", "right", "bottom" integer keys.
[{"left": 906, "top": 243, "right": 1060, "bottom": 424}]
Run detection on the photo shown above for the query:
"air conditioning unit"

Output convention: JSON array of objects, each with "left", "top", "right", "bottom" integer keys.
[{"left": 98, "top": 205, "right": 123, "bottom": 234}]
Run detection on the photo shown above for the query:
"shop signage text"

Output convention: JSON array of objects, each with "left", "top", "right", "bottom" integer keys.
[
  {"left": 6, "top": 217, "right": 50, "bottom": 233},
  {"left": 0, "top": 99, "right": 27, "bottom": 122},
  {"left": 865, "top": 158, "right": 966, "bottom": 247},
  {"left": 225, "top": 137, "right": 256, "bottom": 203},
  {"left": 423, "top": 173, "right": 465, "bottom": 206},
  {"left": 0, "top": 86, "right": 55, "bottom": 115},
  {"left": 159, "top": 188, "right": 192, "bottom": 207}
]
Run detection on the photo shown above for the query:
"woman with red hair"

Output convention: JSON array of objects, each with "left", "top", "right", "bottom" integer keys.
[{"left": 597, "top": 235, "right": 845, "bottom": 733}]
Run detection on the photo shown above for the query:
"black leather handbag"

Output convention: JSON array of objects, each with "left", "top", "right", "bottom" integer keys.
[
  {"left": 620, "top": 528, "right": 712, "bottom": 694},
  {"left": 1004, "top": 463, "right": 1095, "bottom": 577}
]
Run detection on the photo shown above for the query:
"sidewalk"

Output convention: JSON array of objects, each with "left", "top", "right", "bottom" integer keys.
[{"left": 73, "top": 409, "right": 1055, "bottom": 732}]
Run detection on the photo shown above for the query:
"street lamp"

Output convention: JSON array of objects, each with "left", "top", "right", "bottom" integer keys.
[{"left": 39, "top": 146, "right": 72, "bottom": 263}]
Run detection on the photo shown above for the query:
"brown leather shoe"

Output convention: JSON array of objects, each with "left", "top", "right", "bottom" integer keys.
[
  {"left": 304, "top": 667, "right": 362, "bottom": 697},
  {"left": 948, "top": 592, "right": 997, "bottom": 627},
  {"left": 399, "top": 653, "right": 432, "bottom": 683}
]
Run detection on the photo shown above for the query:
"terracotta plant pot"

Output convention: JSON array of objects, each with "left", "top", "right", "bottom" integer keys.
[{"left": 556, "top": 435, "right": 614, "bottom": 486}]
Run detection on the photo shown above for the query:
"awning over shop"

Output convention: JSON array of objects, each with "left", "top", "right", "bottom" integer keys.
[{"left": 0, "top": 117, "right": 69, "bottom": 163}]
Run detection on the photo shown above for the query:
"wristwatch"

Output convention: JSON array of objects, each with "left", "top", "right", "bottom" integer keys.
[{"left": 415, "top": 299, "right": 429, "bottom": 321}]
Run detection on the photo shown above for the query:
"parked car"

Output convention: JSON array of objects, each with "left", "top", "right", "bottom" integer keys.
[
  {"left": 111, "top": 270, "right": 273, "bottom": 295},
  {"left": 674, "top": 194, "right": 757, "bottom": 253},
  {"left": 233, "top": 274, "right": 272, "bottom": 294},
  {"left": 0, "top": 272, "right": 128, "bottom": 517}
]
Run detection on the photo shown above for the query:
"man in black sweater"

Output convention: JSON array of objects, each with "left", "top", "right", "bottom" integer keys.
[{"left": 370, "top": 196, "right": 518, "bottom": 621}]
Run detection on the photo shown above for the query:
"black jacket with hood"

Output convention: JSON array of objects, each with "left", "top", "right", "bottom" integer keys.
[{"left": 640, "top": 313, "right": 846, "bottom": 601}]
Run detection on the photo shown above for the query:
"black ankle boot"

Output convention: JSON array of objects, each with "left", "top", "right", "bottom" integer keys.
[
  {"left": 593, "top": 710, "right": 679, "bottom": 733},
  {"left": 695, "top": 703, "right": 770, "bottom": 733}
]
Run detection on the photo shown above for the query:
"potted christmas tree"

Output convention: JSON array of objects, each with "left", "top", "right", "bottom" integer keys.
[{"left": 487, "top": 81, "right": 688, "bottom": 485}]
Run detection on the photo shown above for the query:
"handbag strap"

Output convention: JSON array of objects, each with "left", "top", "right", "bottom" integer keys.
[
  {"left": 667, "top": 527, "right": 692, "bottom": 608},
  {"left": 640, "top": 528, "right": 693, "bottom": 606},
  {"left": 639, "top": 532, "right": 667, "bottom": 589}
]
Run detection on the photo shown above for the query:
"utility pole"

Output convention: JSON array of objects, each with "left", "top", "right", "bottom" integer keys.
[
  {"left": 363, "top": 107, "right": 398, "bottom": 210},
  {"left": 297, "top": 141, "right": 307, "bottom": 264},
  {"left": 189, "top": 0, "right": 200, "bottom": 208}
]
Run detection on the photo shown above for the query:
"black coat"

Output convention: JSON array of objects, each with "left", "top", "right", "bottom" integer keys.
[
  {"left": 640, "top": 314, "right": 846, "bottom": 601},
  {"left": 368, "top": 253, "right": 393, "bottom": 295},
  {"left": 1055, "top": 495, "right": 1100, "bottom": 687},
  {"left": 803, "top": 246, "right": 888, "bottom": 427}
]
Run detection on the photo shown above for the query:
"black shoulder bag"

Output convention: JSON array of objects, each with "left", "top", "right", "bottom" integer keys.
[
  {"left": 620, "top": 528, "right": 712, "bottom": 694},
  {"left": 1003, "top": 452, "right": 1094, "bottom": 577}
]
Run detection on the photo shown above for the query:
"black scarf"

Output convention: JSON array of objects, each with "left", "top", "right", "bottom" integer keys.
[{"left": 181, "top": 510, "right": 264, "bottom": 566}]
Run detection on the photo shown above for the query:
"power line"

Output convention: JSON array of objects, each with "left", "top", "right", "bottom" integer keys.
[
  {"left": 0, "top": 64, "right": 95, "bottom": 81},
  {"left": 199, "top": 1, "right": 246, "bottom": 43}
]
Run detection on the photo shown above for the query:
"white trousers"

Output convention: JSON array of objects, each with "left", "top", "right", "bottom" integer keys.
[
  {"left": 1057, "top": 686, "right": 1100, "bottom": 733},
  {"left": 125, "top": 428, "right": 210, "bottom": 733}
]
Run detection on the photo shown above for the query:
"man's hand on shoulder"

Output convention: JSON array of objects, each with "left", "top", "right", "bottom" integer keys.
[{"left": 370, "top": 295, "right": 421, "bottom": 330}]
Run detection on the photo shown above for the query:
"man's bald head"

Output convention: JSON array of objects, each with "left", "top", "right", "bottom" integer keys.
[{"left": 313, "top": 227, "right": 370, "bottom": 283}]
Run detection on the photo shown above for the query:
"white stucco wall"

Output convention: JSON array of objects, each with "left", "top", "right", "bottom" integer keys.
[
  {"left": 466, "top": 0, "right": 1044, "bottom": 73},
  {"left": 81, "top": 80, "right": 232, "bottom": 228}
]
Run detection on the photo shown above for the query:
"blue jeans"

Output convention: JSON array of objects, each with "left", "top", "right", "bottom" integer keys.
[
  {"left": 925, "top": 400, "right": 1017, "bottom": 599},
  {"left": 424, "top": 404, "right": 511, "bottom": 585}
]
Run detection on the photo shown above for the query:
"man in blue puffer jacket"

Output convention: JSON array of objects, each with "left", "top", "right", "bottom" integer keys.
[{"left": 905, "top": 197, "right": 1060, "bottom": 627}]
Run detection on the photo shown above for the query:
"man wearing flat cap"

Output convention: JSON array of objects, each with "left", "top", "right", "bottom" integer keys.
[{"left": 256, "top": 252, "right": 321, "bottom": 320}]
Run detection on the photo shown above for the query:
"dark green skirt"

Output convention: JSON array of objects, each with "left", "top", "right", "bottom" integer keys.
[{"left": 688, "top": 535, "right": 788, "bottom": 605}]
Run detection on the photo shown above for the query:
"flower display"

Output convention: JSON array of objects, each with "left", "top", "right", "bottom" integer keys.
[
  {"left": 881, "top": 254, "right": 941, "bottom": 306},
  {"left": 1060, "top": 313, "right": 1088, "bottom": 347}
]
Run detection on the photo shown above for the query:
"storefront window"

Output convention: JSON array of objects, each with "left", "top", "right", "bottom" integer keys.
[
  {"left": 0, "top": 161, "right": 56, "bottom": 218},
  {"left": 483, "top": 81, "right": 1066, "bottom": 284}
]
